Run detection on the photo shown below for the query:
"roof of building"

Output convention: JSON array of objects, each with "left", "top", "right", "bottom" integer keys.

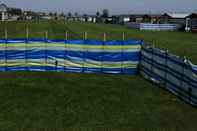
[
  {"left": 166, "top": 13, "right": 190, "bottom": 18},
  {"left": 0, "top": 3, "right": 7, "bottom": 12},
  {"left": 186, "top": 13, "right": 197, "bottom": 18}
]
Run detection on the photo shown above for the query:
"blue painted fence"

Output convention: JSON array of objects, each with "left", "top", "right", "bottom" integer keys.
[
  {"left": 0, "top": 39, "right": 143, "bottom": 75},
  {"left": 127, "top": 23, "right": 180, "bottom": 31},
  {"left": 141, "top": 45, "right": 197, "bottom": 106}
]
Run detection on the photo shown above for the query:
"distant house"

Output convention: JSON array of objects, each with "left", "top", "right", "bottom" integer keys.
[
  {"left": 129, "top": 14, "right": 161, "bottom": 24},
  {"left": 99, "top": 17, "right": 113, "bottom": 24},
  {"left": 23, "top": 11, "right": 42, "bottom": 20},
  {"left": 0, "top": 4, "right": 8, "bottom": 21},
  {"left": 0, "top": 3, "right": 22, "bottom": 21},
  {"left": 129, "top": 14, "right": 144, "bottom": 23},
  {"left": 23, "top": 11, "right": 33, "bottom": 20},
  {"left": 7, "top": 8, "right": 22, "bottom": 21},
  {"left": 86, "top": 15, "right": 97, "bottom": 23},
  {"left": 142, "top": 14, "right": 151, "bottom": 23},
  {"left": 112, "top": 15, "right": 130, "bottom": 25},
  {"left": 160, "top": 13, "right": 190, "bottom": 25},
  {"left": 185, "top": 13, "right": 197, "bottom": 32}
]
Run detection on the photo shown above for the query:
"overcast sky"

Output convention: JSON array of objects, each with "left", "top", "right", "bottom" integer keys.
[{"left": 1, "top": 0, "right": 197, "bottom": 14}]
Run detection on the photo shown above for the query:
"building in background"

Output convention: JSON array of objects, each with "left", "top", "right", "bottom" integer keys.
[
  {"left": 0, "top": 3, "right": 8, "bottom": 21},
  {"left": 0, "top": 3, "right": 22, "bottom": 21},
  {"left": 160, "top": 13, "right": 190, "bottom": 25},
  {"left": 185, "top": 13, "right": 197, "bottom": 32},
  {"left": 111, "top": 15, "right": 130, "bottom": 25}
]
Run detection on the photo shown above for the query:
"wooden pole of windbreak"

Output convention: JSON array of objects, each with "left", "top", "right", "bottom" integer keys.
[
  {"left": 64, "top": 30, "right": 68, "bottom": 72},
  {"left": 122, "top": 32, "right": 125, "bottom": 41},
  {"left": 25, "top": 27, "right": 29, "bottom": 71},
  {"left": 44, "top": 31, "right": 48, "bottom": 71},
  {"left": 84, "top": 32, "right": 87, "bottom": 40},
  {"left": 164, "top": 49, "right": 169, "bottom": 87},
  {"left": 65, "top": 31, "right": 68, "bottom": 40},
  {"left": 101, "top": 33, "right": 106, "bottom": 73},
  {"left": 4, "top": 29, "right": 7, "bottom": 71},
  {"left": 4, "top": 28, "right": 7, "bottom": 39},
  {"left": 82, "top": 32, "right": 87, "bottom": 72},
  {"left": 103, "top": 33, "right": 106, "bottom": 41},
  {"left": 45, "top": 30, "right": 48, "bottom": 39},
  {"left": 26, "top": 27, "right": 29, "bottom": 39}
]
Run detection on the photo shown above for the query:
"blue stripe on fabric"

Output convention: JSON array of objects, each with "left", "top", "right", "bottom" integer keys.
[
  {"left": 84, "top": 40, "right": 103, "bottom": 45},
  {"left": 0, "top": 50, "right": 140, "bottom": 62},
  {"left": 2, "top": 50, "right": 140, "bottom": 62},
  {"left": 6, "top": 39, "right": 26, "bottom": 43},
  {"left": 142, "top": 47, "right": 185, "bottom": 66},
  {"left": 0, "top": 65, "right": 138, "bottom": 75},
  {"left": 142, "top": 54, "right": 197, "bottom": 85},
  {"left": 124, "top": 39, "right": 143, "bottom": 45},
  {"left": 141, "top": 56, "right": 197, "bottom": 88}
]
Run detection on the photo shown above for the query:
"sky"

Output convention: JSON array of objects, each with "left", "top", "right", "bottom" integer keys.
[{"left": 1, "top": 0, "right": 197, "bottom": 15}]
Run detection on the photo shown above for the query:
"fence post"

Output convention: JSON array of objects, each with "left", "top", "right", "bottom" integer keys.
[
  {"left": 26, "top": 28, "right": 29, "bottom": 39},
  {"left": 182, "top": 56, "right": 192, "bottom": 103},
  {"left": 121, "top": 32, "right": 126, "bottom": 74},
  {"left": 4, "top": 29, "right": 7, "bottom": 71},
  {"left": 121, "top": 39, "right": 124, "bottom": 74},
  {"left": 45, "top": 31, "right": 48, "bottom": 39},
  {"left": 65, "top": 31, "right": 68, "bottom": 40},
  {"left": 25, "top": 32, "right": 28, "bottom": 71},
  {"left": 103, "top": 33, "right": 106, "bottom": 42},
  {"left": 44, "top": 31, "right": 48, "bottom": 71},
  {"left": 151, "top": 44, "right": 154, "bottom": 76},
  {"left": 101, "top": 37, "right": 105, "bottom": 73},
  {"left": 4, "top": 29, "right": 7, "bottom": 39},
  {"left": 122, "top": 32, "right": 125, "bottom": 41},
  {"left": 4, "top": 35, "right": 7, "bottom": 71},
  {"left": 64, "top": 39, "right": 67, "bottom": 72},
  {"left": 65, "top": 30, "right": 68, "bottom": 72},
  {"left": 55, "top": 60, "right": 58, "bottom": 71},
  {"left": 84, "top": 32, "right": 87, "bottom": 40},
  {"left": 165, "top": 50, "right": 168, "bottom": 86}
]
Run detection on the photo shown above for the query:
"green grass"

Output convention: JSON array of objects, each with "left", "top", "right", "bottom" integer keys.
[
  {"left": 0, "top": 20, "right": 196, "bottom": 63},
  {"left": 0, "top": 20, "right": 196, "bottom": 130},
  {"left": 0, "top": 72, "right": 196, "bottom": 131}
]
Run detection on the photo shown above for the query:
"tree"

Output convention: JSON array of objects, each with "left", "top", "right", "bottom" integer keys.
[
  {"left": 102, "top": 9, "right": 109, "bottom": 18},
  {"left": 74, "top": 12, "right": 78, "bottom": 17},
  {"left": 68, "top": 12, "right": 72, "bottom": 17},
  {"left": 49, "top": 12, "right": 53, "bottom": 17},
  {"left": 60, "top": 12, "right": 65, "bottom": 17},
  {"left": 96, "top": 11, "right": 100, "bottom": 17},
  {"left": 54, "top": 12, "right": 57, "bottom": 17},
  {"left": 83, "top": 14, "right": 88, "bottom": 22}
]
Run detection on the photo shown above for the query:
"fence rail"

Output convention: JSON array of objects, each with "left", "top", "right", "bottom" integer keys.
[
  {"left": 127, "top": 23, "right": 180, "bottom": 31},
  {"left": 140, "top": 45, "right": 197, "bottom": 106}
]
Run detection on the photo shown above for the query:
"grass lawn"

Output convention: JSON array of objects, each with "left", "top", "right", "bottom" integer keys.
[
  {"left": 0, "top": 21, "right": 196, "bottom": 130},
  {"left": 0, "top": 72, "right": 197, "bottom": 131},
  {"left": 0, "top": 20, "right": 196, "bottom": 63}
]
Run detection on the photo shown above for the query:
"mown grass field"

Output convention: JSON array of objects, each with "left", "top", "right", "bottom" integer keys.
[
  {"left": 0, "top": 20, "right": 196, "bottom": 130},
  {"left": 0, "top": 20, "right": 196, "bottom": 63}
]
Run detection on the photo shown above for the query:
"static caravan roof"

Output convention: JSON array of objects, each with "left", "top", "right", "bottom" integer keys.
[
  {"left": 167, "top": 13, "right": 190, "bottom": 18},
  {"left": 0, "top": 4, "right": 7, "bottom": 12}
]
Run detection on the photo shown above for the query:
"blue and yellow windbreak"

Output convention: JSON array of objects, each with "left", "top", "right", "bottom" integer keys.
[{"left": 0, "top": 39, "right": 143, "bottom": 75}]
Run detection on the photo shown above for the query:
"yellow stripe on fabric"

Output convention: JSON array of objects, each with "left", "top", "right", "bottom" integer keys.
[
  {"left": 0, "top": 43, "right": 141, "bottom": 50},
  {"left": 66, "top": 44, "right": 141, "bottom": 50}
]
